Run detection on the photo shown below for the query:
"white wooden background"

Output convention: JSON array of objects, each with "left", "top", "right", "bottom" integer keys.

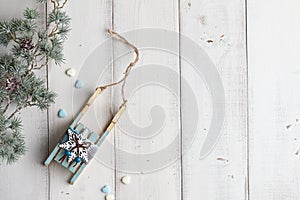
[{"left": 0, "top": 0, "right": 299, "bottom": 199}]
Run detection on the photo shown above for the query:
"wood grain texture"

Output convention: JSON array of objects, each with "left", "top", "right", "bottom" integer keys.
[
  {"left": 113, "top": 0, "right": 181, "bottom": 200},
  {"left": 248, "top": 0, "right": 300, "bottom": 199},
  {"left": 8, "top": 0, "right": 300, "bottom": 199},
  {"left": 47, "top": 0, "right": 115, "bottom": 199},
  {"left": 0, "top": 1, "right": 48, "bottom": 200},
  {"left": 180, "top": 0, "right": 248, "bottom": 199}
]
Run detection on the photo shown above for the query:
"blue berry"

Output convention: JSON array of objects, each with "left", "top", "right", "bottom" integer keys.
[
  {"left": 65, "top": 150, "right": 71, "bottom": 157},
  {"left": 75, "top": 157, "right": 82, "bottom": 163}
]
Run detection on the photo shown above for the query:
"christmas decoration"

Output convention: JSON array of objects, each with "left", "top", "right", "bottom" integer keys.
[
  {"left": 105, "top": 194, "right": 115, "bottom": 200},
  {"left": 20, "top": 39, "right": 34, "bottom": 50},
  {"left": 59, "top": 128, "right": 92, "bottom": 164},
  {"left": 101, "top": 185, "right": 111, "bottom": 194},
  {"left": 75, "top": 80, "right": 84, "bottom": 88},
  {"left": 44, "top": 29, "right": 139, "bottom": 184},
  {"left": 57, "top": 109, "right": 68, "bottom": 118},
  {"left": 65, "top": 68, "right": 76, "bottom": 77},
  {"left": 121, "top": 176, "right": 131, "bottom": 185},
  {"left": 0, "top": 0, "right": 70, "bottom": 164},
  {"left": 5, "top": 77, "right": 20, "bottom": 92}
]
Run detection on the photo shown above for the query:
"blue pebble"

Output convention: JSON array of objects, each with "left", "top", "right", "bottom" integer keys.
[
  {"left": 58, "top": 109, "right": 67, "bottom": 118},
  {"left": 101, "top": 185, "right": 111, "bottom": 194},
  {"left": 75, "top": 80, "right": 84, "bottom": 89},
  {"left": 75, "top": 157, "right": 82, "bottom": 163},
  {"left": 65, "top": 150, "right": 71, "bottom": 157}
]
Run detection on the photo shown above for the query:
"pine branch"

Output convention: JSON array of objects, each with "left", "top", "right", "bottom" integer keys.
[
  {"left": 23, "top": 8, "right": 40, "bottom": 20},
  {"left": 3, "top": 101, "right": 10, "bottom": 113},
  {"left": 8, "top": 107, "right": 21, "bottom": 120},
  {"left": 0, "top": 0, "right": 70, "bottom": 164}
]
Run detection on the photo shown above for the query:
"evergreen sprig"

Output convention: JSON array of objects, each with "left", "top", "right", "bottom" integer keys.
[
  {"left": 23, "top": 8, "right": 40, "bottom": 20},
  {"left": 0, "top": 0, "right": 70, "bottom": 164}
]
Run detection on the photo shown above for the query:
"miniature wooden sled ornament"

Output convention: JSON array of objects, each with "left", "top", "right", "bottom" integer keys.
[
  {"left": 44, "top": 88, "right": 126, "bottom": 184},
  {"left": 44, "top": 29, "right": 139, "bottom": 185}
]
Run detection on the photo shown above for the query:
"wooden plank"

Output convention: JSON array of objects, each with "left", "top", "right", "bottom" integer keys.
[
  {"left": 179, "top": 0, "right": 248, "bottom": 199},
  {"left": 48, "top": 0, "right": 115, "bottom": 197},
  {"left": 69, "top": 163, "right": 86, "bottom": 185},
  {"left": 44, "top": 144, "right": 59, "bottom": 166},
  {"left": 89, "top": 132, "right": 99, "bottom": 143},
  {"left": 96, "top": 130, "right": 110, "bottom": 147},
  {"left": 248, "top": 0, "right": 300, "bottom": 199},
  {"left": 53, "top": 147, "right": 66, "bottom": 164},
  {"left": 0, "top": 1, "right": 48, "bottom": 200},
  {"left": 113, "top": 0, "right": 181, "bottom": 199},
  {"left": 68, "top": 161, "right": 80, "bottom": 173}
]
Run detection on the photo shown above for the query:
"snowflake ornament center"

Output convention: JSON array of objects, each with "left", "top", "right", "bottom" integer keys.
[{"left": 59, "top": 128, "right": 92, "bottom": 164}]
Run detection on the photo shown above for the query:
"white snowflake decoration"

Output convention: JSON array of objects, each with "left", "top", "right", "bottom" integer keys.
[{"left": 59, "top": 128, "right": 92, "bottom": 164}]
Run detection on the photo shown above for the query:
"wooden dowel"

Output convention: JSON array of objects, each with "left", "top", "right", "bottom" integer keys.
[
  {"left": 106, "top": 103, "right": 127, "bottom": 132},
  {"left": 95, "top": 103, "right": 127, "bottom": 146},
  {"left": 72, "top": 87, "right": 104, "bottom": 126}
]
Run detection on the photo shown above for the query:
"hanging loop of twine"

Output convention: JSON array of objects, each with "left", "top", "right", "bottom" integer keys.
[{"left": 96, "top": 29, "right": 140, "bottom": 106}]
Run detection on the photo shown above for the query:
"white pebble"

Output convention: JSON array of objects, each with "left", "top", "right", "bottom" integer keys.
[
  {"left": 105, "top": 194, "right": 115, "bottom": 200},
  {"left": 121, "top": 176, "right": 131, "bottom": 185},
  {"left": 66, "top": 68, "right": 76, "bottom": 77}
]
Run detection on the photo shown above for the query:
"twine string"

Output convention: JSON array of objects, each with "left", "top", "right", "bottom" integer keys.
[{"left": 96, "top": 29, "right": 140, "bottom": 105}]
